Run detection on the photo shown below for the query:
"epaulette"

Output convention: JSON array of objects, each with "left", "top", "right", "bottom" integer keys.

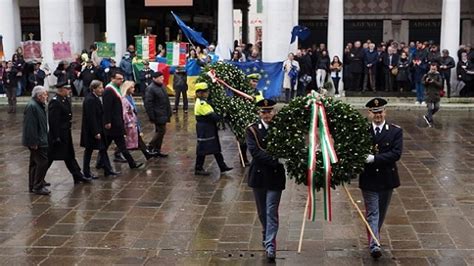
[
  {"left": 391, "top": 123, "right": 401, "bottom": 128},
  {"left": 246, "top": 122, "right": 257, "bottom": 130}
]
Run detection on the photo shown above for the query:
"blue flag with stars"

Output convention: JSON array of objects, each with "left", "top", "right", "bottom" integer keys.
[{"left": 227, "top": 61, "right": 284, "bottom": 99}]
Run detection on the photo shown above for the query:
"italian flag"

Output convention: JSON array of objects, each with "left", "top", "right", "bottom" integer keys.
[
  {"left": 166, "top": 42, "right": 188, "bottom": 66},
  {"left": 135, "top": 35, "right": 157, "bottom": 60}
]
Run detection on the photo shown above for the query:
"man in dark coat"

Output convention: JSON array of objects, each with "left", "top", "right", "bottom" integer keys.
[
  {"left": 80, "top": 80, "right": 118, "bottom": 179},
  {"left": 23, "top": 86, "right": 50, "bottom": 195},
  {"left": 103, "top": 72, "right": 143, "bottom": 169},
  {"left": 144, "top": 71, "right": 172, "bottom": 157},
  {"left": 422, "top": 63, "right": 443, "bottom": 127},
  {"left": 246, "top": 99, "right": 285, "bottom": 263},
  {"left": 360, "top": 98, "right": 403, "bottom": 259},
  {"left": 349, "top": 41, "right": 365, "bottom": 91},
  {"left": 47, "top": 81, "right": 91, "bottom": 185},
  {"left": 28, "top": 62, "right": 46, "bottom": 87},
  {"left": 439, "top": 49, "right": 455, "bottom": 97},
  {"left": 363, "top": 43, "right": 378, "bottom": 91},
  {"left": 79, "top": 60, "right": 99, "bottom": 96},
  {"left": 193, "top": 82, "right": 233, "bottom": 176},
  {"left": 139, "top": 60, "right": 155, "bottom": 96}
]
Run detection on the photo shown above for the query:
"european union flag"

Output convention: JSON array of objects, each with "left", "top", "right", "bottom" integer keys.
[
  {"left": 171, "top": 11, "right": 209, "bottom": 47},
  {"left": 290, "top": 25, "right": 311, "bottom": 44},
  {"left": 228, "top": 61, "right": 284, "bottom": 99}
]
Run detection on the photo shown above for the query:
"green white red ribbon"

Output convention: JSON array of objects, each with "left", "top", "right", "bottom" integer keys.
[{"left": 306, "top": 91, "right": 338, "bottom": 221}]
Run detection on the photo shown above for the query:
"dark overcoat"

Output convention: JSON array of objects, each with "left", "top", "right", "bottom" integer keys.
[
  {"left": 80, "top": 93, "right": 105, "bottom": 149},
  {"left": 102, "top": 84, "right": 125, "bottom": 137},
  {"left": 48, "top": 94, "right": 75, "bottom": 160}
]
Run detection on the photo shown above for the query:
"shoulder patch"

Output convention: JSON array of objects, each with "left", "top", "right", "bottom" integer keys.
[{"left": 391, "top": 123, "right": 401, "bottom": 128}]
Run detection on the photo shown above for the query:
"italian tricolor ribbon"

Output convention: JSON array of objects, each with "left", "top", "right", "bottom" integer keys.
[{"left": 306, "top": 91, "right": 338, "bottom": 221}]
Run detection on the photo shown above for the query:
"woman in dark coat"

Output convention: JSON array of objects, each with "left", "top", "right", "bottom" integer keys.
[
  {"left": 80, "top": 80, "right": 116, "bottom": 178},
  {"left": 396, "top": 52, "right": 411, "bottom": 92},
  {"left": 54, "top": 61, "right": 68, "bottom": 84}
]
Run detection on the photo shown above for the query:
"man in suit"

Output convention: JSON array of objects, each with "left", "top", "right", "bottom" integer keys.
[
  {"left": 360, "top": 97, "right": 403, "bottom": 259},
  {"left": 103, "top": 71, "right": 143, "bottom": 169},
  {"left": 80, "top": 80, "right": 118, "bottom": 179},
  {"left": 144, "top": 71, "right": 172, "bottom": 157},
  {"left": 350, "top": 41, "right": 365, "bottom": 91},
  {"left": 246, "top": 99, "right": 286, "bottom": 263},
  {"left": 47, "top": 81, "right": 91, "bottom": 185}
]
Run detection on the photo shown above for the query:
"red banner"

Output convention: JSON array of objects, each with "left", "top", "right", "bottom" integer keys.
[
  {"left": 22, "top": 41, "right": 42, "bottom": 62},
  {"left": 53, "top": 41, "right": 72, "bottom": 61}
]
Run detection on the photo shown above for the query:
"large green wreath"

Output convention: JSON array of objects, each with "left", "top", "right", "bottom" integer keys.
[
  {"left": 196, "top": 62, "right": 258, "bottom": 142},
  {"left": 266, "top": 96, "right": 373, "bottom": 189},
  {"left": 195, "top": 63, "right": 372, "bottom": 189}
]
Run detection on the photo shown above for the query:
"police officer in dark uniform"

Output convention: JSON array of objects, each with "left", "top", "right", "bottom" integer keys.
[
  {"left": 360, "top": 97, "right": 403, "bottom": 259},
  {"left": 246, "top": 99, "right": 285, "bottom": 263},
  {"left": 239, "top": 73, "right": 265, "bottom": 167},
  {"left": 47, "top": 81, "right": 92, "bottom": 186},
  {"left": 194, "top": 82, "right": 233, "bottom": 176},
  {"left": 139, "top": 60, "right": 155, "bottom": 96}
]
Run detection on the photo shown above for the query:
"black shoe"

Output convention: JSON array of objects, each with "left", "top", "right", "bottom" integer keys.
[
  {"left": 43, "top": 182, "right": 51, "bottom": 187},
  {"left": 173, "top": 109, "right": 178, "bottom": 113},
  {"left": 74, "top": 176, "right": 92, "bottom": 184},
  {"left": 220, "top": 166, "right": 233, "bottom": 173},
  {"left": 184, "top": 109, "right": 188, "bottom": 114},
  {"left": 104, "top": 171, "right": 120, "bottom": 177},
  {"left": 195, "top": 169, "right": 210, "bottom": 176},
  {"left": 130, "top": 162, "right": 144, "bottom": 169},
  {"left": 85, "top": 174, "right": 99, "bottom": 180},
  {"left": 266, "top": 251, "right": 276, "bottom": 263},
  {"left": 95, "top": 164, "right": 104, "bottom": 170},
  {"left": 370, "top": 247, "right": 382, "bottom": 259},
  {"left": 145, "top": 149, "right": 158, "bottom": 160},
  {"left": 113, "top": 156, "right": 127, "bottom": 163},
  {"left": 156, "top": 152, "right": 168, "bottom": 158},
  {"left": 32, "top": 187, "right": 51, "bottom": 195}
]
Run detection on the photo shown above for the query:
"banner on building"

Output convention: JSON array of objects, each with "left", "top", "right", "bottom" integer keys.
[
  {"left": 135, "top": 35, "right": 157, "bottom": 60},
  {"left": 0, "top": 35, "right": 4, "bottom": 59},
  {"left": 22, "top": 40, "right": 42, "bottom": 62},
  {"left": 166, "top": 42, "right": 187, "bottom": 66},
  {"left": 53, "top": 41, "right": 72, "bottom": 61},
  {"left": 96, "top": 42, "right": 116, "bottom": 58}
]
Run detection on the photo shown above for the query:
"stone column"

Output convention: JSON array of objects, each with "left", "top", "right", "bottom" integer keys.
[
  {"left": 0, "top": 0, "right": 22, "bottom": 59},
  {"left": 383, "top": 20, "right": 393, "bottom": 42},
  {"left": 327, "top": 0, "right": 343, "bottom": 93},
  {"left": 216, "top": 0, "right": 233, "bottom": 60},
  {"left": 400, "top": 20, "right": 409, "bottom": 44},
  {"left": 461, "top": 19, "right": 472, "bottom": 46},
  {"left": 262, "top": 0, "right": 294, "bottom": 62},
  {"left": 241, "top": 7, "right": 249, "bottom": 44},
  {"left": 40, "top": 0, "right": 84, "bottom": 72},
  {"left": 440, "top": 0, "right": 460, "bottom": 55},
  {"left": 289, "top": 0, "right": 299, "bottom": 52},
  {"left": 106, "top": 0, "right": 126, "bottom": 62}
]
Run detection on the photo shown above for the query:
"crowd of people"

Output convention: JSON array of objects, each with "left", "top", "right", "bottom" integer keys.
[{"left": 281, "top": 40, "right": 474, "bottom": 101}]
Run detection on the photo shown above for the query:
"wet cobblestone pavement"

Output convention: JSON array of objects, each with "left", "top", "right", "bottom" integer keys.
[{"left": 0, "top": 105, "right": 473, "bottom": 265}]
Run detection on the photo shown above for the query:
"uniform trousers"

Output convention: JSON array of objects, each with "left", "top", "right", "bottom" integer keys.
[
  {"left": 47, "top": 157, "right": 83, "bottom": 179},
  {"left": 195, "top": 153, "right": 226, "bottom": 170},
  {"left": 362, "top": 189, "right": 393, "bottom": 250},
  {"left": 29, "top": 147, "right": 49, "bottom": 191},
  {"left": 253, "top": 188, "right": 282, "bottom": 253}
]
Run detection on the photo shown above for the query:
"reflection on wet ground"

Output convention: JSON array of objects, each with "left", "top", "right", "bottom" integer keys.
[{"left": 0, "top": 105, "right": 473, "bottom": 265}]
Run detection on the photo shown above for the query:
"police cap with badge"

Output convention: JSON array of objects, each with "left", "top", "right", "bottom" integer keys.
[
  {"left": 256, "top": 99, "right": 276, "bottom": 112},
  {"left": 365, "top": 97, "right": 387, "bottom": 113},
  {"left": 55, "top": 80, "right": 72, "bottom": 89}
]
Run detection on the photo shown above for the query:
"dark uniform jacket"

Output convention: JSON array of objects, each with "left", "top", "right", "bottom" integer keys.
[
  {"left": 80, "top": 66, "right": 99, "bottom": 89},
  {"left": 195, "top": 98, "right": 221, "bottom": 156},
  {"left": 103, "top": 83, "right": 125, "bottom": 137},
  {"left": 359, "top": 122, "right": 403, "bottom": 192},
  {"left": 23, "top": 98, "right": 48, "bottom": 148},
  {"left": 80, "top": 93, "right": 104, "bottom": 149},
  {"left": 48, "top": 94, "right": 75, "bottom": 160},
  {"left": 246, "top": 121, "right": 286, "bottom": 191},
  {"left": 139, "top": 68, "right": 155, "bottom": 93},
  {"left": 144, "top": 81, "right": 172, "bottom": 125}
]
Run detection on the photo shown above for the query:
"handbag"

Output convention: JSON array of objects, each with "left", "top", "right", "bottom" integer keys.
[{"left": 391, "top": 67, "right": 399, "bottom": 76}]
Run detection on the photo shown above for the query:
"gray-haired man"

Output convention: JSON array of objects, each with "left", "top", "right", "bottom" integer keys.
[{"left": 23, "top": 86, "right": 50, "bottom": 195}]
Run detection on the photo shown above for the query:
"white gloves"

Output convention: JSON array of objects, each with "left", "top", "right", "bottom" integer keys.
[
  {"left": 278, "top": 158, "right": 288, "bottom": 164},
  {"left": 365, "top": 154, "right": 375, "bottom": 164}
]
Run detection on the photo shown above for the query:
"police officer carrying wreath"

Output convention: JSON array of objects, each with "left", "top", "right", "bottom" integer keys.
[
  {"left": 246, "top": 99, "right": 285, "bottom": 263},
  {"left": 360, "top": 97, "right": 403, "bottom": 259},
  {"left": 194, "top": 82, "right": 233, "bottom": 176}
]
